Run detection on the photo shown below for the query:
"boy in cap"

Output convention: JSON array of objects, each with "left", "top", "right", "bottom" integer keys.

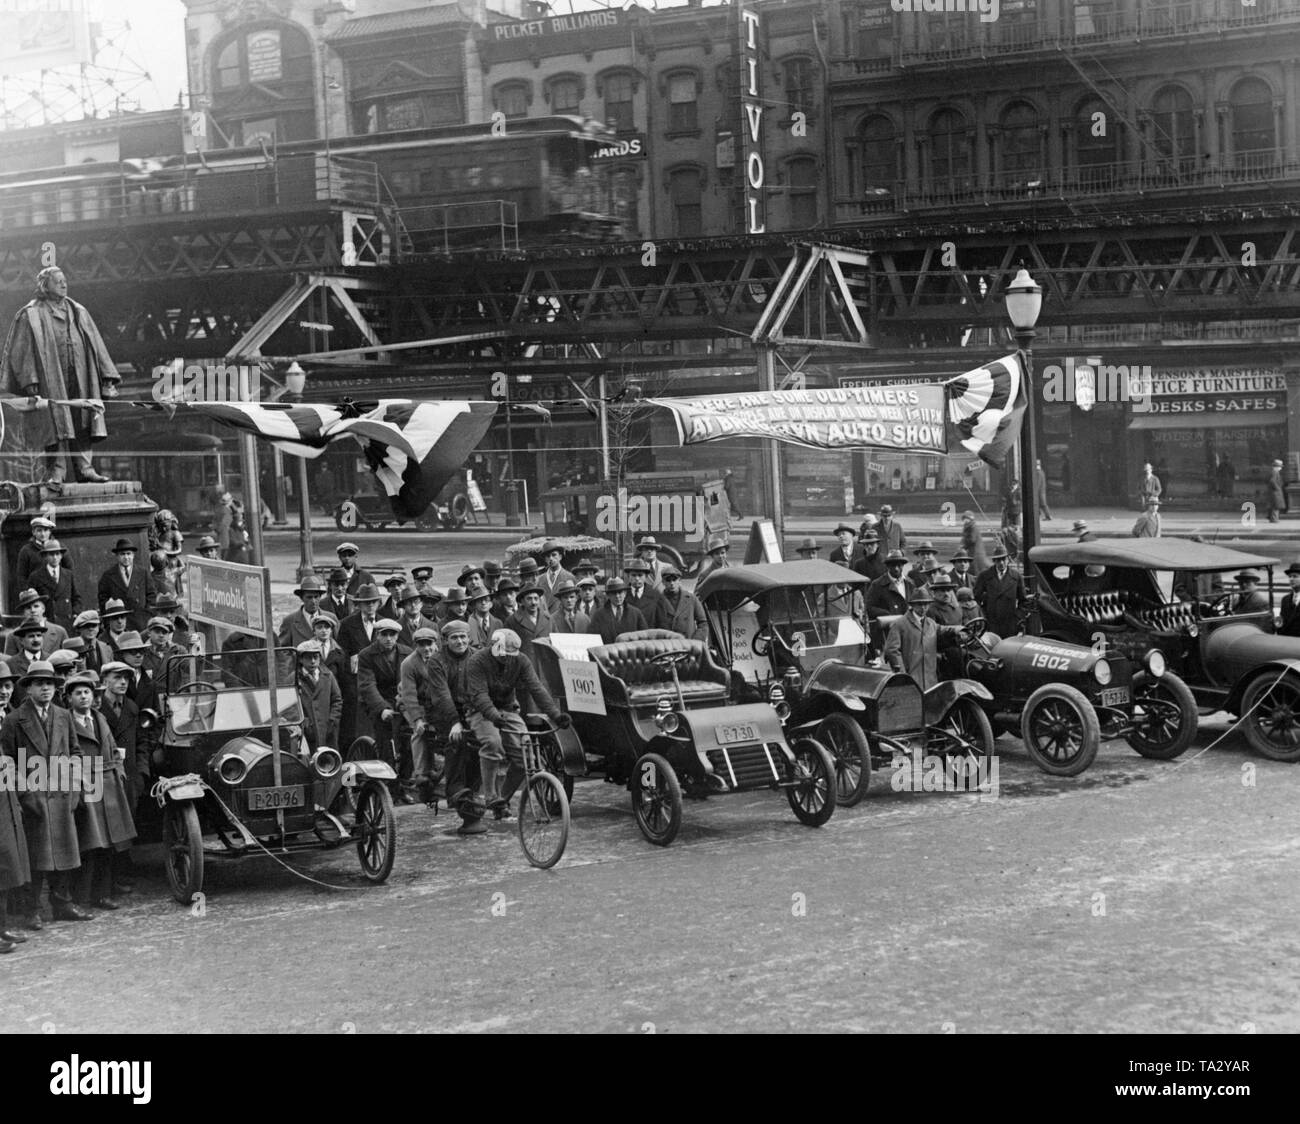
[
  {"left": 295, "top": 641, "right": 342, "bottom": 753},
  {"left": 957, "top": 587, "right": 981, "bottom": 626},
  {"left": 30, "top": 538, "right": 80, "bottom": 630},
  {"left": 357, "top": 618, "right": 415, "bottom": 802},
  {"left": 16, "top": 514, "right": 56, "bottom": 589},
  {"left": 311, "top": 612, "right": 346, "bottom": 685},
  {"left": 2, "top": 660, "right": 90, "bottom": 924},
  {"left": 97, "top": 538, "right": 148, "bottom": 632}
]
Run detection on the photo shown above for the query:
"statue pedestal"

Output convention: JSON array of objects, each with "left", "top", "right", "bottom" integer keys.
[{"left": 1, "top": 480, "right": 157, "bottom": 615}]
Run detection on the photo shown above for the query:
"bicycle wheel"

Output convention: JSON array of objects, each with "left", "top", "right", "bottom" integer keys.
[{"left": 517, "top": 771, "right": 570, "bottom": 869}]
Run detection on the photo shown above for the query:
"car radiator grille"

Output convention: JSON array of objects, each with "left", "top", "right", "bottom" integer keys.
[{"left": 707, "top": 743, "right": 783, "bottom": 789}]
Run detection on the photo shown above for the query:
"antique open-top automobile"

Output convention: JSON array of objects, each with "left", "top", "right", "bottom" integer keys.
[
  {"left": 531, "top": 632, "right": 836, "bottom": 845},
  {"left": 1026, "top": 538, "right": 1300, "bottom": 762},
  {"left": 143, "top": 647, "right": 398, "bottom": 903},
  {"left": 695, "top": 561, "right": 996, "bottom": 803}
]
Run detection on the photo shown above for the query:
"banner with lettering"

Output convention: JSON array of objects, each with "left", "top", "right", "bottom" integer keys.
[{"left": 647, "top": 384, "right": 948, "bottom": 453}]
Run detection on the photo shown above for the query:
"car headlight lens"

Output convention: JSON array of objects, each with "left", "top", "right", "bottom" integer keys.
[
  {"left": 1093, "top": 659, "right": 1112, "bottom": 686},
  {"left": 767, "top": 683, "right": 786, "bottom": 705},
  {"left": 216, "top": 753, "right": 248, "bottom": 786},
  {"left": 312, "top": 747, "right": 342, "bottom": 778},
  {"left": 1145, "top": 650, "right": 1166, "bottom": 678},
  {"left": 655, "top": 711, "right": 681, "bottom": 734}
]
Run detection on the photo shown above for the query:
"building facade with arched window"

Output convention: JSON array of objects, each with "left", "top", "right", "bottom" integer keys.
[{"left": 827, "top": 0, "right": 1300, "bottom": 508}]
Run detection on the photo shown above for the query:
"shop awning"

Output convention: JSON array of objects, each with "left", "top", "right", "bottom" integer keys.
[{"left": 1128, "top": 410, "right": 1287, "bottom": 431}]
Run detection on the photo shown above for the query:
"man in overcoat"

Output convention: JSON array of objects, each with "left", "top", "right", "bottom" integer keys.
[
  {"left": 0, "top": 661, "right": 31, "bottom": 950},
  {"left": 972, "top": 546, "right": 1027, "bottom": 637}
]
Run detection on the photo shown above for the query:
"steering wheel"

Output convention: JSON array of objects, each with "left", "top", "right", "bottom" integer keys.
[
  {"left": 174, "top": 680, "right": 219, "bottom": 722},
  {"left": 1203, "top": 593, "right": 1233, "bottom": 618},
  {"left": 751, "top": 627, "right": 772, "bottom": 657},
  {"left": 960, "top": 616, "right": 988, "bottom": 643},
  {"left": 652, "top": 650, "right": 691, "bottom": 670}
]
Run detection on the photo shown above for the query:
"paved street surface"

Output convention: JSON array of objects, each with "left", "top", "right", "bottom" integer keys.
[{"left": 3, "top": 716, "right": 1297, "bottom": 1034}]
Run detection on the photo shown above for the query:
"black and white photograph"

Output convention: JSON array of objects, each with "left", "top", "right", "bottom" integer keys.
[{"left": 0, "top": 0, "right": 1295, "bottom": 1073}]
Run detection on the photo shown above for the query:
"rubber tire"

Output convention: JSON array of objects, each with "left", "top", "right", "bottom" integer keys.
[
  {"left": 1020, "top": 682, "right": 1101, "bottom": 777},
  {"left": 517, "top": 772, "right": 570, "bottom": 869},
  {"left": 354, "top": 780, "right": 397, "bottom": 883},
  {"left": 163, "top": 801, "right": 204, "bottom": 905},
  {"left": 1239, "top": 671, "right": 1300, "bottom": 763},
  {"left": 932, "top": 696, "right": 995, "bottom": 768},
  {"left": 1126, "top": 670, "right": 1198, "bottom": 760},
  {"left": 537, "top": 733, "right": 575, "bottom": 805},
  {"left": 786, "top": 736, "right": 837, "bottom": 827},
  {"left": 630, "top": 752, "right": 682, "bottom": 847},
  {"left": 817, "top": 712, "right": 872, "bottom": 807}
]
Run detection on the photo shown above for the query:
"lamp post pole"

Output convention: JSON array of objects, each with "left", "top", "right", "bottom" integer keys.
[
  {"left": 1005, "top": 267, "right": 1044, "bottom": 619},
  {"left": 284, "top": 362, "right": 315, "bottom": 582}
]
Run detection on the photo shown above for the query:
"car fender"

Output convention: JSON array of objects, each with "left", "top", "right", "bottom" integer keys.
[
  {"left": 806, "top": 659, "right": 897, "bottom": 704},
  {"left": 1225, "top": 657, "right": 1300, "bottom": 714},
  {"left": 924, "top": 678, "right": 994, "bottom": 717},
  {"left": 342, "top": 760, "right": 398, "bottom": 785}
]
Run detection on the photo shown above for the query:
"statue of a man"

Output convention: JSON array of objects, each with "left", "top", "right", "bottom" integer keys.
[{"left": 1, "top": 266, "right": 116, "bottom": 484}]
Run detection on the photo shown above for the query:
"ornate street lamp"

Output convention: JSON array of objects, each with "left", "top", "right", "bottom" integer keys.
[{"left": 1005, "top": 266, "right": 1043, "bottom": 567}]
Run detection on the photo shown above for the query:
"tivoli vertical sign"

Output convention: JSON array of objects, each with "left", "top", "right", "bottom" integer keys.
[{"left": 738, "top": 1, "right": 766, "bottom": 234}]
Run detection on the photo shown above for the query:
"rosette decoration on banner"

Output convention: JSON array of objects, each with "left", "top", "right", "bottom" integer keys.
[{"left": 179, "top": 398, "right": 497, "bottom": 519}]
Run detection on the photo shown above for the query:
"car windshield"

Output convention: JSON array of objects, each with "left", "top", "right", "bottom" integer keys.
[
  {"left": 761, "top": 585, "right": 863, "bottom": 648},
  {"left": 163, "top": 647, "right": 302, "bottom": 734}
]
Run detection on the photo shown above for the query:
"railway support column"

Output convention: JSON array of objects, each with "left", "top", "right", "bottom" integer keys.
[{"left": 757, "top": 344, "right": 785, "bottom": 549}]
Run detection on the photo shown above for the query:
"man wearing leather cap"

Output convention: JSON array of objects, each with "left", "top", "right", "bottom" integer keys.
[
  {"left": 465, "top": 629, "right": 569, "bottom": 818},
  {"left": 428, "top": 619, "right": 485, "bottom": 834}
]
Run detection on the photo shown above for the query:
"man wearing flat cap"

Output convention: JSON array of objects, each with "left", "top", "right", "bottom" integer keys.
[
  {"left": 660, "top": 566, "right": 706, "bottom": 640},
  {"left": 335, "top": 542, "right": 374, "bottom": 598},
  {"left": 357, "top": 617, "right": 415, "bottom": 802},
  {"left": 378, "top": 573, "right": 408, "bottom": 622},
  {"left": 295, "top": 641, "right": 342, "bottom": 754},
  {"left": 97, "top": 539, "right": 148, "bottom": 632},
  {"left": 30, "top": 538, "right": 80, "bottom": 631},
  {"left": 72, "top": 610, "right": 112, "bottom": 674},
  {"left": 428, "top": 619, "right": 485, "bottom": 833},
  {"left": 399, "top": 626, "right": 443, "bottom": 804}
]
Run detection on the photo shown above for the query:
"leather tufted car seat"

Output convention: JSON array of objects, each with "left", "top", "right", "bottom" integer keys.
[{"left": 591, "top": 637, "right": 730, "bottom": 707}]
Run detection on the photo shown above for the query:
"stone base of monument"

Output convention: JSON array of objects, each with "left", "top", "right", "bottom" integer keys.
[{"left": 1, "top": 481, "right": 158, "bottom": 617}]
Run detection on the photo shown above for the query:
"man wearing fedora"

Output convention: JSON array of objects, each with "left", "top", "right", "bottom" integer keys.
[
  {"left": 30, "top": 538, "right": 80, "bottom": 631},
  {"left": 438, "top": 586, "right": 471, "bottom": 628},
  {"left": 1132, "top": 498, "right": 1162, "bottom": 538},
  {"left": 878, "top": 504, "right": 907, "bottom": 553},
  {"left": 661, "top": 566, "right": 706, "bottom": 640},
  {"left": 1265, "top": 458, "right": 1287, "bottom": 523},
  {"left": 1073, "top": 519, "right": 1095, "bottom": 543},
  {"left": 278, "top": 575, "right": 327, "bottom": 650},
  {"left": 8, "top": 622, "right": 53, "bottom": 697},
  {"left": 467, "top": 588, "right": 500, "bottom": 650},
  {"left": 911, "top": 542, "right": 942, "bottom": 587},
  {"left": 335, "top": 542, "right": 374, "bottom": 598},
  {"left": 338, "top": 583, "right": 385, "bottom": 746},
  {"left": 927, "top": 573, "right": 964, "bottom": 626},
  {"left": 538, "top": 543, "right": 576, "bottom": 607},
  {"left": 795, "top": 537, "right": 820, "bottom": 560},
  {"left": 97, "top": 538, "right": 148, "bottom": 632},
  {"left": 589, "top": 577, "right": 647, "bottom": 644},
  {"left": 100, "top": 598, "right": 130, "bottom": 651},
  {"left": 865, "top": 550, "right": 915, "bottom": 620},
  {"left": 695, "top": 534, "right": 731, "bottom": 585},
  {"left": 973, "top": 546, "right": 1027, "bottom": 637},
  {"left": 507, "top": 583, "right": 552, "bottom": 668},
  {"left": 195, "top": 535, "right": 221, "bottom": 560},
  {"left": 488, "top": 579, "right": 519, "bottom": 639},
  {"left": 0, "top": 661, "right": 30, "bottom": 951},
  {"left": 99, "top": 659, "right": 143, "bottom": 894},
  {"left": 458, "top": 564, "right": 489, "bottom": 603},
  {"left": 883, "top": 587, "right": 964, "bottom": 691},
  {"left": 15, "top": 514, "right": 56, "bottom": 589},
  {"left": 2, "top": 660, "right": 91, "bottom": 925},
  {"left": 829, "top": 523, "right": 862, "bottom": 570},
  {"left": 625, "top": 558, "right": 670, "bottom": 630},
  {"left": 1279, "top": 562, "right": 1300, "bottom": 636},
  {"left": 389, "top": 585, "right": 423, "bottom": 647},
  {"left": 295, "top": 641, "right": 342, "bottom": 754},
  {"left": 1230, "top": 571, "right": 1269, "bottom": 615},
  {"left": 5, "top": 591, "right": 67, "bottom": 658},
  {"left": 948, "top": 549, "right": 976, "bottom": 590},
  {"left": 357, "top": 618, "right": 415, "bottom": 803},
  {"left": 549, "top": 581, "right": 591, "bottom": 635},
  {"left": 633, "top": 537, "right": 669, "bottom": 589}
]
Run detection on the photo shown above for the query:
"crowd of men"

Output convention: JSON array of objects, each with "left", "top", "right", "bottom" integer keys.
[{"left": 7, "top": 502, "right": 1299, "bottom": 944}]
